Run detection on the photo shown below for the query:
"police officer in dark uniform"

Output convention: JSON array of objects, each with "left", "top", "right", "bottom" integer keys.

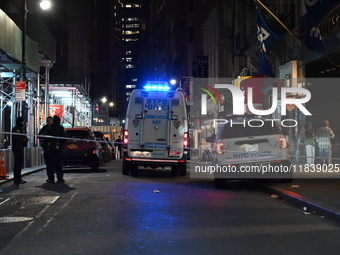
[
  {"left": 38, "top": 116, "right": 53, "bottom": 168},
  {"left": 45, "top": 115, "right": 67, "bottom": 183},
  {"left": 11, "top": 117, "right": 28, "bottom": 184}
]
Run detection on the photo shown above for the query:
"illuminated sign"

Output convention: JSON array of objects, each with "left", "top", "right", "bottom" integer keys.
[{"left": 15, "top": 81, "right": 26, "bottom": 101}]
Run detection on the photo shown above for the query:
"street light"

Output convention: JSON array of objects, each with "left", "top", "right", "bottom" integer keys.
[
  {"left": 19, "top": 0, "right": 51, "bottom": 136},
  {"left": 101, "top": 97, "right": 107, "bottom": 103},
  {"left": 39, "top": 0, "right": 51, "bottom": 10},
  {"left": 100, "top": 97, "right": 108, "bottom": 125},
  {"left": 22, "top": 1, "right": 51, "bottom": 80},
  {"left": 170, "top": 79, "right": 177, "bottom": 85},
  {"left": 99, "top": 98, "right": 114, "bottom": 125}
]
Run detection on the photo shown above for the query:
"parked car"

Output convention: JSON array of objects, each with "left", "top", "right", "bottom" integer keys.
[
  {"left": 93, "top": 131, "right": 112, "bottom": 163},
  {"left": 64, "top": 127, "right": 102, "bottom": 171},
  {"left": 208, "top": 116, "right": 292, "bottom": 188}
]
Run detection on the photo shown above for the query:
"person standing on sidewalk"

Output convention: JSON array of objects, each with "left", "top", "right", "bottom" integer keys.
[
  {"left": 45, "top": 115, "right": 67, "bottom": 183},
  {"left": 304, "top": 122, "right": 315, "bottom": 165},
  {"left": 38, "top": 116, "right": 53, "bottom": 167},
  {"left": 316, "top": 120, "right": 335, "bottom": 165},
  {"left": 11, "top": 117, "right": 28, "bottom": 184},
  {"left": 115, "top": 135, "right": 123, "bottom": 159}
]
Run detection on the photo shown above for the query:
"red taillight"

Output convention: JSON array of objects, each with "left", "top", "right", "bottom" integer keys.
[
  {"left": 183, "top": 132, "right": 189, "bottom": 149},
  {"left": 279, "top": 137, "right": 288, "bottom": 149},
  {"left": 93, "top": 150, "right": 96, "bottom": 154},
  {"left": 123, "top": 130, "right": 129, "bottom": 147},
  {"left": 215, "top": 142, "right": 224, "bottom": 154}
]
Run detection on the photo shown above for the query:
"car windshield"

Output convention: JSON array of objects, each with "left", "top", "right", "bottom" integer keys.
[
  {"left": 66, "top": 130, "right": 91, "bottom": 139},
  {"left": 220, "top": 119, "right": 282, "bottom": 139}
]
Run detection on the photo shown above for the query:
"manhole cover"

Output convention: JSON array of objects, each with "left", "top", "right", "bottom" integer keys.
[
  {"left": 0, "top": 196, "right": 59, "bottom": 206},
  {"left": 0, "top": 217, "right": 34, "bottom": 223}
]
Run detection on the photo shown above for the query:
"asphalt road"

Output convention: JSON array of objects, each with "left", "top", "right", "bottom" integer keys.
[{"left": 0, "top": 160, "right": 339, "bottom": 255}]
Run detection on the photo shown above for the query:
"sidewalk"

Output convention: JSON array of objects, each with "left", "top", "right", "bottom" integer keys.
[
  {"left": 264, "top": 178, "right": 340, "bottom": 224},
  {"left": 0, "top": 165, "right": 46, "bottom": 185}
]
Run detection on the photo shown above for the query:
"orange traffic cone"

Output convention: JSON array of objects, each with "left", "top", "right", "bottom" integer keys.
[{"left": 0, "top": 151, "right": 8, "bottom": 180}]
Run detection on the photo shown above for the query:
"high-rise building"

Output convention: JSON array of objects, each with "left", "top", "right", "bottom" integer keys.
[{"left": 119, "top": 0, "right": 141, "bottom": 104}]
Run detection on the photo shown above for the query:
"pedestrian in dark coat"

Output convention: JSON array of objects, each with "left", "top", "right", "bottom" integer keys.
[
  {"left": 115, "top": 136, "right": 123, "bottom": 159},
  {"left": 38, "top": 116, "right": 53, "bottom": 167},
  {"left": 45, "top": 115, "right": 67, "bottom": 183},
  {"left": 11, "top": 116, "right": 28, "bottom": 184}
]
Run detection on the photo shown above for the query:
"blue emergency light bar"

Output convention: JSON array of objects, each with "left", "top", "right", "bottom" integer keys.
[{"left": 143, "top": 81, "right": 171, "bottom": 91}]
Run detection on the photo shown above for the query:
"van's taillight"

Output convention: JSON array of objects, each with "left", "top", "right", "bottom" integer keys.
[
  {"left": 183, "top": 132, "right": 189, "bottom": 149},
  {"left": 279, "top": 137, "right": 288, "bottom": 149},
  {"left": 215, "top": 142, "right": 225, "bottom": 154},
  {"left": 123, "top": 130, "right": 129, "bottom": 147}
]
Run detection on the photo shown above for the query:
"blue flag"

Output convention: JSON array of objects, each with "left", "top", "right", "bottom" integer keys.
[
  {"left": 304, "top": 0, "right": 339, "bottom": 54},
  {"left": 256, "top": 10, "right": 281, "bottom": 77},
  {"left": 304, "top": 13, "right": 326, "bottom": 55}
]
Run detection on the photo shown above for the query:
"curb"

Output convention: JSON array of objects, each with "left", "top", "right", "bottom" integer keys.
[
  {"left": 265, "top": 185, "right": 340, "bottom": 224},
  {"left": 0, "top": 165, "right": 46, "bottom": 185}
]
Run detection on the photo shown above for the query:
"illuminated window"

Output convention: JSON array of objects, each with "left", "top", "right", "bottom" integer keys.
[
  {"left": 126, "top": 84, "right": 136, "bottom": 89},
  {"left": 125, "top": 64, "right": 135, "bottom": 68},
  {"left": 125, "top": 38, "right": 139, "bottom": 42},
  {"left": 125, "top": 24, "right": 139, "bottom": 28},
  {"left": 126, "top": 58, "right": 132, "bottom": 62},
  {"left": 125, "top": 4, "right": 131, "bottom": 8},
  {"left": 127, "top": 17, "right": 139, "bottom": 21},
  {"left": 126, "top": 51, "right": 132, "bottom": 55},
  {"left": 122, "top": 30, "right": 139, "bottom": 35}
]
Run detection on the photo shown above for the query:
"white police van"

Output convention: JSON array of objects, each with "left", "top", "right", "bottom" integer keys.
[{"left": 122, "top": 81, "right": 189, "bottom": 176}]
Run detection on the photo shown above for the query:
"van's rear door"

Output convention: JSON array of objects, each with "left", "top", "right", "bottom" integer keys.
[{"left": 141, "top": 91, "right": 170, "bottom": 159}]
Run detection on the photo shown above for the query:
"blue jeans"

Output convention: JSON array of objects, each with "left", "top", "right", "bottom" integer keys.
[{"left": 319, "top": 148, "right": 330, "bottom": 164}]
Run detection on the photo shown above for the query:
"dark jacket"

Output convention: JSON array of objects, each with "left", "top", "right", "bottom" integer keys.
[
  {"left": 115, "top": 138, "right": 122, "bottom": 150},
  {"left": 11, "top": 117, "right": 28, "bottom": 150},
  {"left": 45, "top": 116, "right": 67, "bottom": 151},
  {"left": 38, "top": 124, "right": 51, "bottom": 149},
  {"left": 305, "top": 128, "right": 315, "bottom": 146}
]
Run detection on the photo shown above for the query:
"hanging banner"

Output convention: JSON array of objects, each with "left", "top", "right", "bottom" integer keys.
[
  {"left": 50, "top": 105, "right": 64, "bottom": 122},
  {"left": 256, "top": 10, "right": 281, "bottom": 77},
  {"left": 15, "top": 81, "right": 26, "bottom": 101}
]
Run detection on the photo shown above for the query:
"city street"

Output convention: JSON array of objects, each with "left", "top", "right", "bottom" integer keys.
[{"left": 0, "top": 160, "right": 339, "bottom": 255}]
